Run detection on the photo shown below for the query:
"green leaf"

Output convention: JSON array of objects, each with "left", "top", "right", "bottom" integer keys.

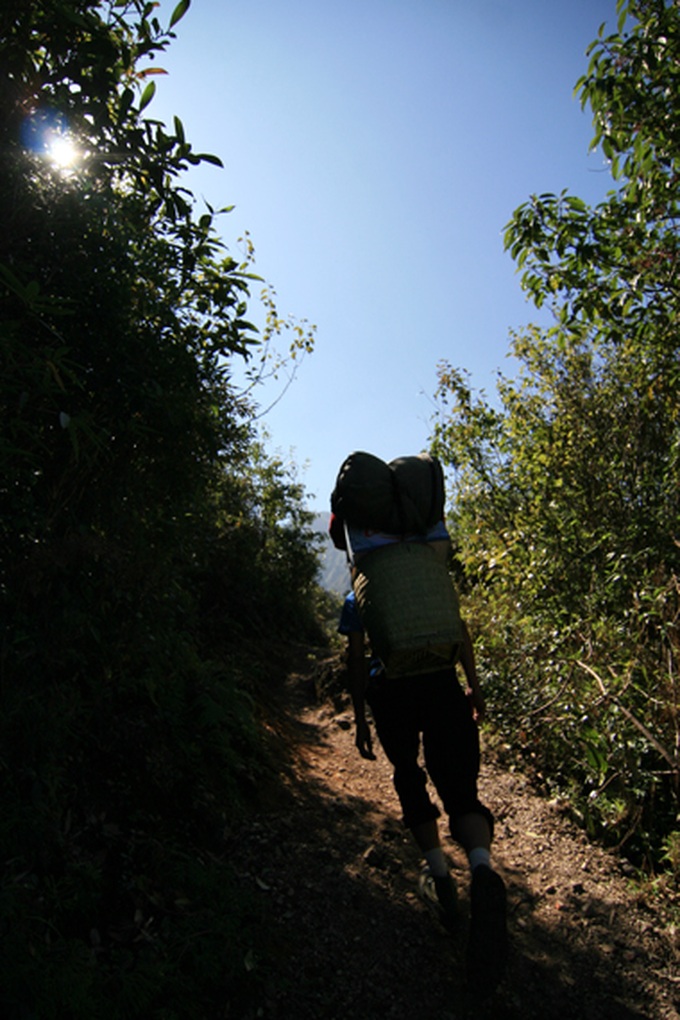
[
  {"left": 617, "top": 4, "right": 627, "bottom": 34},
  {"left": 139, "top": 80, "right": 156, "bottom": 111},
  {"left": 169, "top": 0, "right": 191, "bottom": 29},
  {"left": 196, "top": 152, "right": 224, "bottom": 167},
  {"left": 119, "top": 87, "right": 134, "bottom": 119}
]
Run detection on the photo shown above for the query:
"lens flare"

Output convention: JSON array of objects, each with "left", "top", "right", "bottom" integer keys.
[
  {"left": 48, "top": 133, "right": 79, "bottom": 168},
  {"left": 21, "top": 109, "right": 81, "bottom": 171}
]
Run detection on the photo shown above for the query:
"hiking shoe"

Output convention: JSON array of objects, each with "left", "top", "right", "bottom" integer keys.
[
  {"left": 418, "top": 866, "right": 458, "bottom": 930},
  {"left": 467, "top": 865, "right": 508, "bottom": 995}
]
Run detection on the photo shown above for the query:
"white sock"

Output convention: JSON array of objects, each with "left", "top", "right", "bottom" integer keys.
[
  {"left": 468, "top": 847, "right": 491, "bottom": 872},
  {"left": 424, "top": 846, "right": 448, "bottom": 878}
]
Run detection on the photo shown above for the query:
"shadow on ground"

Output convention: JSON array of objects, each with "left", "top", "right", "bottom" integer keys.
[{"left": 228, "top": 667, "right": 678, "bottom": 1020}]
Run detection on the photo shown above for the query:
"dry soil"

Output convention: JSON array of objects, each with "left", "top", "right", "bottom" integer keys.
[{"left": 227, "top": 657, "right": 680, "bottom": 1019}]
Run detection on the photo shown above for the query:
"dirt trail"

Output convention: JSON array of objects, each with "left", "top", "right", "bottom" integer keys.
[{"left": 228, "top": 662, "right": 680, "bottom": 1019}]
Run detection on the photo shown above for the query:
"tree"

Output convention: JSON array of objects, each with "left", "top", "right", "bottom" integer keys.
[{"left": 433, "top": 0, "right": 680, "bottom": 864}]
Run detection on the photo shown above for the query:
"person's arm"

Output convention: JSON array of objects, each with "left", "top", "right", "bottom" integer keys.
[
  {"left": 346, "top": 631, "right": 376, "bottom": 760},
  {"left": 458, "top": 620, "right": 486, "bottom": 723}
]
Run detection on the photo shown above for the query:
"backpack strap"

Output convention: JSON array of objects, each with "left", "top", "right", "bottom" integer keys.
[{"left": 343, "top": 519, "right": 356, "bottom": 567}]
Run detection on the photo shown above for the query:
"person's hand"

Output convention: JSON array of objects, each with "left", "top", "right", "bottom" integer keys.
[
  {"left": 466, "top": 686, "right": 486, "bottom": 724},
  {"left": 355, "top": 718, "right": 376, "bottom": 760}
]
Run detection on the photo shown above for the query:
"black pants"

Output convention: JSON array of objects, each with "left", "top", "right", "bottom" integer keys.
[{"left": 366, "top": 667, "right": 494, "bottom": 835}]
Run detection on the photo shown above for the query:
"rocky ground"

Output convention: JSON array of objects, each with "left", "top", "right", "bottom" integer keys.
[{"left": 227, "top": 658, "right": 680, "bottom": 1019}]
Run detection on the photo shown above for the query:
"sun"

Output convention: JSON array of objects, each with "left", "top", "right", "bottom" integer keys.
[
  {"left": 48, "top": 133, "right": 80, "bottom": 169},
  {"left": 21, "top": 110, "right": 83, "bottom": 172}
]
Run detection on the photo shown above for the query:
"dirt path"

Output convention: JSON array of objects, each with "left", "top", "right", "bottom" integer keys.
[{"left": 228, "top": 662, "right": 680, "bottom": 1019}]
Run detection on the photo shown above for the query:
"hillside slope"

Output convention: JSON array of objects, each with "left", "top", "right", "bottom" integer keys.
[{"left": 313, "top": 512, "right": 350, "bottom": 595}]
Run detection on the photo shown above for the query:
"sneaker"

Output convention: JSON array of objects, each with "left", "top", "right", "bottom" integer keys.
[
  {"left": 418, "top": 866, "right": 458, "bottom": 930},
  {"left": 466, "top": 865, "right": 508, "bottom": 995}
]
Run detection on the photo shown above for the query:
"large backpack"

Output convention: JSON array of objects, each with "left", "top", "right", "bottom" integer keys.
[
  {"left": 331, "top": 450, "right": 461, "bottom": 677},
  {"left": 330, "top": 451, "right": 445, "bottom": 536},
  {"left": 352, "top": 541, "right": 463, "bottom": 677}
]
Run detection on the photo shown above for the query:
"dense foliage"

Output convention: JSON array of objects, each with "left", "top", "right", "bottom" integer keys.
[
  {"left": 0, "top": 1, "right": 324, "bottom": 1016},
  {"left": 433, "top": 0, "right": 679, "bottom": 869}
]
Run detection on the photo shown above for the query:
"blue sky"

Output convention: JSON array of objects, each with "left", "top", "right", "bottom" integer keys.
[{"left": 150, "top": 0, "right": 618, "bottom": 509}]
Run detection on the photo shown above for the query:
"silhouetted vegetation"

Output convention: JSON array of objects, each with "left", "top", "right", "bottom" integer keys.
[{"left": 0, "top": 2, "right": 325, "bottom": 1015}]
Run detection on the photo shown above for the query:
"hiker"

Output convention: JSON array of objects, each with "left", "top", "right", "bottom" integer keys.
[{"left": 331, "top": 451, "right": 508, "bottom": 993}]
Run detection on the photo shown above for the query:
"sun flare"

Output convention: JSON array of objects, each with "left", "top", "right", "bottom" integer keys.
[{"left": 48, "top": 133, "right": 79, "bottom": 169}]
